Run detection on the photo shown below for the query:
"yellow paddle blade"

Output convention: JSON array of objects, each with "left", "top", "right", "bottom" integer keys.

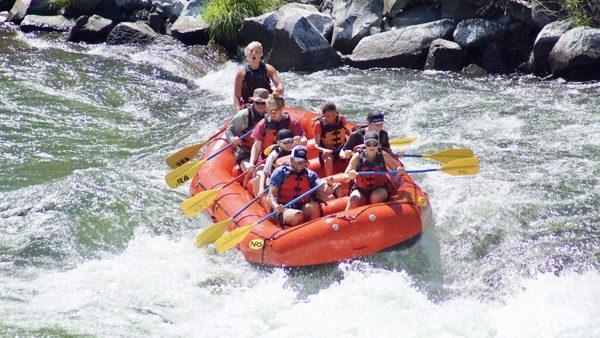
[
  {"left": 439, "top": 157, "right": 480, "bottom": 176},
  {"left": 263, "top": 144, "right": 275, "bottom": 156},
  {"left": 180, "top": 187, "right": 223, "bottom": 217},
  {"left": 195, "top": 217, "right": 233, "bottom": 247},
  {"left": 165, "top": 159, "right": 206, "bottom": 189},
  {"left": 422, "top": 148, "right": 474, "bottom": 164},
  {"left": 215, "top": 223, "right": 256, "bottom": 253},
  {"left": 165, "top": 141, "right": 208, "bottom": 169},
  {"left": 389, "top": 137, "right": 417, "bottom": 147}
]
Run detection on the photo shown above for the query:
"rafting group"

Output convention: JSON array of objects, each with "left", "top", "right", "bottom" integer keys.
[{"left": 164, "top": 42, "right": 480, "bottom": 266}]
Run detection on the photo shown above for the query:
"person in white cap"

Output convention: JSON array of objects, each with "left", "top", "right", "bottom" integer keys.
[{"left": 268, "top": 145, "right": 333, "bottom": 227}]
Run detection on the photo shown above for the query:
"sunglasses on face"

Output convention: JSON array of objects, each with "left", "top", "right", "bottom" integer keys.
[
  {"left": 254, "top": 102, "right": 266, "bottom": 106},
  {"left": 365, "top": 141, "right": 379, "bottom": 147},
  {"left": 280, "top": 138, "right": 294, "bottom": 145}
]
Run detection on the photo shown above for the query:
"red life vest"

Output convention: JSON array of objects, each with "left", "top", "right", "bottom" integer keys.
[
  {"left": 277, "top": 165, "right": 314, "bottom": 205},
  {"left": 318, "top": 115, "right": 347, "bottom": 149},
  {"left": 262, "top": 114, "right": 290, "bottom": 151},
  {"left": 355, "top": 148, "right": 387, "bottom": 191},
  {"left": 239, "top": 104, "right": 263, "bottom": 149}
]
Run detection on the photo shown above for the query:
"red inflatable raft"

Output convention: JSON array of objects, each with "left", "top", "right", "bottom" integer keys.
[{"left": 190, "top": 107, "right": 432, "bottom": 267}]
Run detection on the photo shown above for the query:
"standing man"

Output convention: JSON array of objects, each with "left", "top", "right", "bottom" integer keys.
[
  {"left": 225, "top": 88, "right": 269, "bottom": 172},
  {"left": 233, "top": 41, "right": 284, "bottom": 111}
]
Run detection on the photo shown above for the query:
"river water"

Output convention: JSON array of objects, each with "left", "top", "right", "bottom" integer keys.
[{"left": 1, "top": 25, "right": 599, "bottom": 337}]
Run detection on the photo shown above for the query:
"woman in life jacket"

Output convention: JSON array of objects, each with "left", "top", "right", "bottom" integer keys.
[
  {"left": 268, "top": 146, "right": 333, "bottom": 227},
  {"left": 225, "top": 88, "right": 269, "bottom": 172},
  {"left": 233, "top": 41, "right": 284, "bottom": 111},
  {"left": 251, "top": 129, "right": 297, "bottom": 196},
  {"left": 247, "top": 93, "right": 305, "bottom": 174},
  {"left": 314, "top": 101, "right": 352, "bottom": 177},
  {"left": 342, "top": 131, "right": 405, "bottom": 211}
]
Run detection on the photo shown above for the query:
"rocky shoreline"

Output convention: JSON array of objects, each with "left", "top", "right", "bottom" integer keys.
[{"left": 1, "top": 0, "right": 599, "bottom": 80}]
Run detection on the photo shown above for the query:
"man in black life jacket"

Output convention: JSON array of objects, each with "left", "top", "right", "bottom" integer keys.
[
  {"left": 340, "top": 111, "right": 394, "bottom": 159},
  {"left": 233, "top": 41, "right": 284, "bottom": 111},
  {"left": 342, "top": 132, "right": 404, "bottom": 211},
  {"left": 225, "top": 88, "right": 269, "bottom": 172},
  {"left": 268, "top": 146, "right": 333, "bottom": 227}
]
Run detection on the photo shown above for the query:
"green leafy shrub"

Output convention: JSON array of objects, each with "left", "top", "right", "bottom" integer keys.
[
  {"left": 50, "top": 0, "right": 71, "bottom": 8},
  {"left": 565, "top": 0, "right": 599, "bottom": 27},
  {"left": 202, "top": 0, "right": 275, "bottom": 45}
]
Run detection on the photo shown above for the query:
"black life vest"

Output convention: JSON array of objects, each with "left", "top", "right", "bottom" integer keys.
[
  {"left": 239, "top": 104, "right": 263, "bottom": 149},
  {"left": 241, "top": 61, "right": 272, "bottom": 103}
]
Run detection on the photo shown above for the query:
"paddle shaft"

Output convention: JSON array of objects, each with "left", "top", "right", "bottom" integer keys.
[
  {"left": 230, "top": 187, "right": 270, "bottom": 220},
  {"left": 357, "top": 170, "right": 436, "bottom": 175},
  {"left": 204, "top": 129, "right": 252, "bottom": 162},
  {"left": 250, "top": 182, "right": 325, "bottom": 226}
]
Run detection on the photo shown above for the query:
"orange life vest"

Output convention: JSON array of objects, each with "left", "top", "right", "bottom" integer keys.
[
  {"left": 318, "top": 115, "right": 347, "bottom": 149},
  {"left": 262, "top": 114, "right": 290, "bottom": 151},
  {"left": 277, "top": 165, "right": 314, "bottom": 205},
  {"left": 355, "top": 148, "right": 387, "bottom": 191}
]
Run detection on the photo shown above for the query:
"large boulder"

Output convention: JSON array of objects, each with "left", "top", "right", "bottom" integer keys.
[
  {"left": 453, "top": 18, "right": 504, "bottom": 49},
  {"left": 8, "top": 0, "right": 60, "bottom": 23},
  {"left": 68, "top": 14, "right": 114, "bottom": 43},
  {"left": 348, "top": 19, "right": 456, "bottom": 68},
  {"left": 481, "top": 41, "right": 503, "bottom": 73},
  {"left": 442, "top": 0, "right": 486, "bottom": 21},
  {"left": 68, "top": 0, "right": 101, "bottom": 15},
  {"left": 169, "top": 0, "right": 209, "bottom": 44},
  {"left": 331, "top": 0, "right": 383, "bottom": 54},
  {"left": 0, "top": 0, "right": 15, "bottom": 11},
  {"left": 529, "top": 20, "right": 571, "bottom": 74},
  {"left": 531, "top": 0, "right": 564, "bottom": 29},
  {"left": 385, "top": 4, "right": 440, "bottom": 31},
  {"left": 20, "top": 14, "right": 73, "bottom": 32},
  {"left": 238, "top": 4, "right": 339, "bottom": 71},
  {"left": 383, "top": 0, "right": 412, "bottom": 18},
  {"left": 106, "top": 21, "right": 159, "bottom": 44},
  {"left": 549, "top": 27, "right": 600, "bottom": 80},
  {"left": 425, "top": 38, "right": 463, "bottom": 71},
  {"left": 170, "top": 14, "right": 209, "bottom": 45}
]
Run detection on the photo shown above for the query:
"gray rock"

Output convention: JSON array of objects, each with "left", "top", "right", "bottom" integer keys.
[
  {"left": 385, "top": 4, "right": 440, "bottom": 30},
  {"left": 239, "top": 7, "right": 340, "bottom": 71},
  {"left": 349, "top": 19, "right": 456, "bottom": 68},
  {"left": 499, "top": 0, "right": 534, "bottom": 28},
  {"left": 461, "top": 63, "right": 487, "bottom": 76},
  {"left": 453, "top": 18, "right": 504, "bottom": 49},
  {"left": 106, "top": 21, "right": 159, "bottom": 44},
  {"left": 425, "top": 38, "right": 462, "bottom": 71},
  {"left": 481, "top": 41, "right": 503, "bottom": 73},
  {"left": 0, "top": 10, "right": 8, "bottom": 23},
  {"left": 170, "top": 14, "right": 209, "bottom": 45},
  {"left": 529, "top": 20, "right": 571, "bottom": 74},
  {"left": 9, "top": 0, "right": 60, "bottom": 23},
  {"left": 549, "top": 27, "right": 600, "bottom": 80},
  {"left": 442, "top": 0, "right": 485, "bottom": 21},
  {"left": 268, "top": 13, "right": 341, "bottom": 71},
  {"left": 1, "top": 0, "right": 15, "bottom": 11},
  {"left": 383, "top": 0, "right": 412, "bottom": 18},
  {"left": 69, "top": 14, "right": 114, "bottom": 43},
  {"left": 69, "top": 0, "right": 100, "bottom": 15},
  {"left": 331, "top": 0, "right": 383, "bottom": 54},
  {"left": 531, "top": 0, "right": 564, "bottom": 29},
  {"left": 500, "top": 16, "right": 537, "bottom": 70},
  {"left": 20, "top": 14, "right": 73, "bottom": 32}
]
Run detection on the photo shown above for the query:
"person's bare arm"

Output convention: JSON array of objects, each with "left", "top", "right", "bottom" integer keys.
[
  {"left": 233, "top": 68, "right": 245, "bottom": 111},
  {"left": 342, "top": 153, "right": 360, "bottom": 182},
  {"left": 249, "top": 140, "right": 262, "bottom": 166},
  {"left": 266, "top": 64, "right": 284, "bottom": 96}
]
